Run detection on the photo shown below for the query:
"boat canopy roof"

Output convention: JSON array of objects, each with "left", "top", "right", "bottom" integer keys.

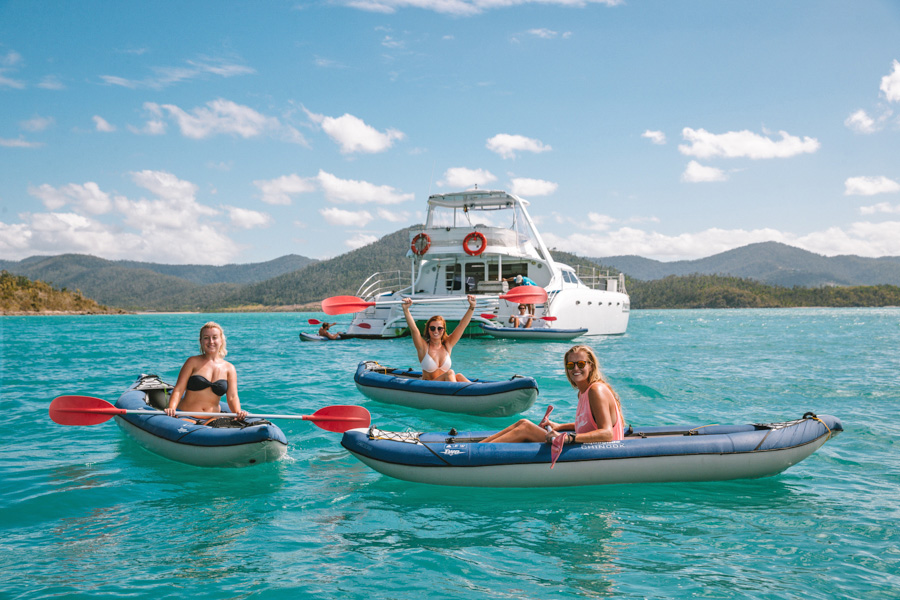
[{"left": 426, "top": 189, "right": 529, "bottom": 210}]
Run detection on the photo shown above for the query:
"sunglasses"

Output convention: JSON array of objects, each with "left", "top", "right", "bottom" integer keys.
[
  {"left": 429, "top": 325, "right": 444, "bottom": 332},
  {"left": 565, "top": 360, "right": 589, "bottom": 371}
]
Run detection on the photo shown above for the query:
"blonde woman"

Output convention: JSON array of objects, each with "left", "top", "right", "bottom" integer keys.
[
  {"left": 165, "top": 322, "right": 248, "bottom": 423},
  {"left": 481, "top": 344, "right": 624, "bottom": 443},
  {"left": 402, "top": 295, "right": 476, "bottom": 382}
]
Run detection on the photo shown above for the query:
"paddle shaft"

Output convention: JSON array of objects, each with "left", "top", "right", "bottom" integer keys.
[{"left": 56, "top": 406, "right": 358, "bottom": 422}]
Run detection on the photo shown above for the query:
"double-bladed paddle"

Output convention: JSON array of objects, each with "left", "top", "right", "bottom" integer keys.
[
  {"left": 49, "top": 395, "right": 370, "bottom": 433},
  {"left": 307, "top": 318, "right": 370, "bottom": 329},
  {"left": 479, "top": 313, "right": 558, "bottom": 322},
  {"left": 322, "top": 285, "right": 549, "bottom": 316},
  {"left": 539, "top": 405, "right": 566, "bottom": 469}
]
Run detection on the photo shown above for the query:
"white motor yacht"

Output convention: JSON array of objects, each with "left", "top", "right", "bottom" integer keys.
[{"left": 343, "top": 189, "right": 629, "bottom": 337}]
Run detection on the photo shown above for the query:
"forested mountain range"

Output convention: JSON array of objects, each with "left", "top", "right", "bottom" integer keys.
[
  {"left": 2, "top": 233, "right": 900, "bottom": 312},
  {"left": 598, "top": 242, "right": 900, "bottom": 286}
]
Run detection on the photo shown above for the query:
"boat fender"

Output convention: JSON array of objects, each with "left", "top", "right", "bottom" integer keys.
[
  {"left": 411, "top": 233, "right": 431, "bottom": 255},
  {"left": 463, "top": 231, "right": 487, "bottom": 256}
]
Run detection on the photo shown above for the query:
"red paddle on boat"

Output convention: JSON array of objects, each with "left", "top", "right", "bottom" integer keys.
[
  {"left": 48, "top": 395, "right": 370, "bottom": 433},
  {"left": 539, "top": 405, "right": 565, "bottom": 469},
  {"left": 322, "top": 285, "right": 549, "bottom": 316}
]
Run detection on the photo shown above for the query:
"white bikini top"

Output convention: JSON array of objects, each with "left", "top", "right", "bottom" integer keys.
[{"left": 421, "top": 350, "right": 452, "bottom": 373}]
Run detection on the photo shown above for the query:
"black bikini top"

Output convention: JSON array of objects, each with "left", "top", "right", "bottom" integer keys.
[{"left": 186, "top": 374, "right": 228, "bottom": 397}]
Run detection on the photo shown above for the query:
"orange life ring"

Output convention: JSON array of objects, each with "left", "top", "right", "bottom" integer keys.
[
  {"left": 411, "top": 232, "right": 431, "bottom": 255},
  {"left": 463, "top": 231, "right": 487, "bottom": 256}
]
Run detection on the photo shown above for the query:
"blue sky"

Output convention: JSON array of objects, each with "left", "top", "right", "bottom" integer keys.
[{"left": 1, "top": 0, "right": 899, "bottom": 265}]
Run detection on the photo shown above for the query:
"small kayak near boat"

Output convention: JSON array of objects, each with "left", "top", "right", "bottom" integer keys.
[
  {"left": 480, "top": 323, "right": 588, "bottom": 341},
  {"left": 299, "top": 332, "right": 347, "bottom": 342},
  {"left": 114, "top": 374, "right": 288, "bottom": 467},
  {"left": 354, "top": 360, "right": 539, "bottom": 417},
  {"left": 341, "top": 412, "right": 843, "bottom": 487}
]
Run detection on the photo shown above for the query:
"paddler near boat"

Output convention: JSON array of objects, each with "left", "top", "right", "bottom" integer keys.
[
  {"left": 165, "top": 321, "right": 248, "bottom": 424},
  {"left": 318, "top": 321, "right": 341, "bottom": 340},
  {"left": 402, "top": 295, "right": 477, "bottom": 383},
  {"left": 480, "top": 345, "right": 625, "bottom": 444}
]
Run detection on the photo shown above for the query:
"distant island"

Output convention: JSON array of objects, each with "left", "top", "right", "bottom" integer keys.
[
  {"left": 2, "top": 234, "right": 900, "bottom": 313},
  {"left": 1, "top": 271, "right": 124, "bottom": 315}
]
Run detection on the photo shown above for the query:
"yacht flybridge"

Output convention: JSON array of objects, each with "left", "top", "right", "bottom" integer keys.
[{"left": 342, "top": 189, "right": 629, "bottom": 338}]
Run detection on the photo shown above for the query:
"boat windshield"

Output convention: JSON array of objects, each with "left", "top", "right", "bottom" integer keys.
[{"left": 426, "top": 196, "right": 539, "bottom": 249}]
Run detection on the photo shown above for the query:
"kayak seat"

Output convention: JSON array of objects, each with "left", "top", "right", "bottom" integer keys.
[{"left": 146, "top": 388, "right": 169, "bottom": 410}]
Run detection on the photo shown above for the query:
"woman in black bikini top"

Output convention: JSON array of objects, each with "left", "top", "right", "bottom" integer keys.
[{"left": 165, "top": 322, "right": 247, "bottom": 421}]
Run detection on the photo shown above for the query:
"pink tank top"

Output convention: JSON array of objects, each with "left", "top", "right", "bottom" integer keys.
[{"left": 574, "top": 381, "right": 624, "bottom": 440}]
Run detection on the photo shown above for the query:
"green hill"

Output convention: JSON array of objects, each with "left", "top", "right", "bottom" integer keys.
[{"left": 0, "top": 271, "right": 123, "bottom": 314}]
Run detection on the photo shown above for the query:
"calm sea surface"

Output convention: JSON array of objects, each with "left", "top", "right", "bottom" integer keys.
[{"left": 1, "top": 308, "right": 898, "bottom": 599}]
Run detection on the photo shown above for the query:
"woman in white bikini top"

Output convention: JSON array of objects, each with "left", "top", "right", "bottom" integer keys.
[{"left": 402, "top": 295, "right": 477, "bottom": 383}]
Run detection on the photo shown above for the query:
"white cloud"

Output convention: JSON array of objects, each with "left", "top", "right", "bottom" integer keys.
[
  {"left": 844, "top": 176, "right": 900, "bottom": 196},
  {"left": 860, "top": 202, "right": 900, "bottom": 215},
  {"left": 377, "top": 207, "right": 412, "bottom": 222},
  {"left": 149, "top": 99, "right": 291, "bottom": 141},
  {"left": 305, "top": 109, "right": 404, "bottom": 154},
  {"left": 100, "top": 57, "right": 254, "bottom": 90},
  {"left": 130, "top": 170, "right": 199, "bottom": 203},
  {"left": 320, "top": 207, "right": 374, "bottom": 227},
  {"left": 845, "top": 109, "right": 878, "bottom": 134},
  {"left": 486, "top": 133, "right": 552, "bottom": 159},
  {"left": 0, "top": 49, "right": 25, "bottom": 89},
  {"left": 642, "top": 130, "right": 666, "bottom": 145},
  {"left": 438, "top": 167, "right": 497, "bottom": 189},
  {"left": 880, "top": 59, "right": 900, "bottom": 103},
  {"left": 228, "top": 206, "right": 272, "bottom": 229},
  {"left": 37, "top": 75, "right": 65, "bottom": 90},
  {"left": 28, "top": 182, "right": 113, "bottom": 214},
  {"left": 681, "top": 160, "right": 727, "bottom": 183},
  {"left": 317, "top": 171, "right": 414, "bottom": 204},
  {"left": 339, "top": 0, "right": 621, "bottom": 17},
  {"left": 93, "top": 116, "right": 116, "bottom": 132},
  {"left": 0, "top": 136, "right": 42, "bottom": 148},
  {"left": 254, "top": 174, "right": 317, "bottom": 205},
  {"left": 509, "top": 177, "right": 558, "bottom": 197},
  {"left": 21, "top": 116, "right": 54, "bottom": 132},
  {"left": 679, "top": 127, "right": 820, "bottom": 159},
  {"left": 346, "top": 233, "right": 379, "bottom": 249}
]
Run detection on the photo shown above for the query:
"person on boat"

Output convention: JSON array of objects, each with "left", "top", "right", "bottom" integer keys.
[
  {"left": 165, "top": 321, "right": 248, "bottom": 424},
  {"left": 504, "top": 274, "right": 537, "bottom": 287},
  {"left": 480, "top": 344, "right": 624, "bottom": 444},
  {"left": 318, "top": 321, "right": 340, "bottom": 340},
  {"left": 402, "top": 295, "right": 477, "bottom": 383},
  {"left": 508, "top": 304, "right": 533, "bottom": 329}
]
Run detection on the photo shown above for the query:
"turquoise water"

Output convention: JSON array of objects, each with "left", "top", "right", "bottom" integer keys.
[{"left": 1, "top": 308, "right": 898, "bottom": 599}]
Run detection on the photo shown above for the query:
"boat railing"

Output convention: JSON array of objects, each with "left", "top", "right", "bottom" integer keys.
[
  {"left": 574, "top": 267, "right": 627, "bottom": 294},
  {"left": 356, "top": 271, "right": 408, "bottom": 300}
]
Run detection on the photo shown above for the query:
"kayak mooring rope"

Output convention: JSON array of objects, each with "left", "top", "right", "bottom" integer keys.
[
  {"left": 366, "top": 427, "right": 454, "bottom": 466},
  {"left": 751, "top": 412, "right": 831, "bottom": 451}
]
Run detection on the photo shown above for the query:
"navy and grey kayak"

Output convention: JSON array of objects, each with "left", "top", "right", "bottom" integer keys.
[
  {"left": 479, "top": 323, "right": 588, "bottom": 341},
  {"left": 341, "top": 413, "right": 843, "bottom": 487},
  {"left": 354, "top": 360, "right": 538, "bottom": 417},
  {"left": 114, "top": 374, "right": 288, "bottom": 467},
  {"left": 299, "top": 332, "right": 347, "bottom": 342}
]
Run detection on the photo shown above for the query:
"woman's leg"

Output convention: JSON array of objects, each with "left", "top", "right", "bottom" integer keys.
[{"left": 480, "top": 419, "right": 546, "bottom": 443}]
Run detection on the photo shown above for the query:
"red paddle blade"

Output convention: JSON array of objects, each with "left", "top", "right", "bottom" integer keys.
[
  {"left": 541, "top": 316, "right": 558, "bottom": 321},
  {"left": 308, "top": 318, "right": 322, "bottom": 324},
  {"left": 539, "top": 405, "right": 554, "bottom": 429},
  {"left": 303, "top": 405, "right": 371, "bottom": 433},
  {"left": 501, "top": 285, "right": 548, "bottom": 305},
  {"left": 357, "top": 322, "right": 372, "bottom": 329},
  {"left": 322, "top": 295, "right": 375, "bottom": 315},
  {"left": 480, "top": 313, "right": 498, "bottom": 320},
  {"left": 550, "top": 434, "right": 566, "bottom": 469},
  {"left": 49, "top": 395, "right": 122, "bottom": 426}
]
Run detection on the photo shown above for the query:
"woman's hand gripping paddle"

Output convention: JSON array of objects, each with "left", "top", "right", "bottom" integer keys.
[
  {"left": 48, "top": 395, "right": 370, "bottom": 433},
  {"left": 321, "top": 285, "right": 548, "bottom": 316}
]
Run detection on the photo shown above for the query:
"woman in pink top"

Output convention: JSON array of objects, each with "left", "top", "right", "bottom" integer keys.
[{"left": 480, "top": 344, "right": 624, "bottom": 444}]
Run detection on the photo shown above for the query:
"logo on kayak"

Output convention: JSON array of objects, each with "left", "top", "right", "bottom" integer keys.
[{"left": 442, "top": 444, "right": 467, "bottom": 456}]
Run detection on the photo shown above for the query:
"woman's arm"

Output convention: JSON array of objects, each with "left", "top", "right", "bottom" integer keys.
[
  {"left": 402, "top": 298, "right": 426, "bottom": 356},
  {"left": 165, "top": 357, "right": 195, "bottom": 416},
  {"left": 224, "top": 362, "right": 247, "bottom": 419},
  {"left": 447, "top": 295, "right": 476, "bottom": 348}
]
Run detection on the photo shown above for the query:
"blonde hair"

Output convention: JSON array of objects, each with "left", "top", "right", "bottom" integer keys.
[
  {"left": 564, "top": 344, "right": 623, "bottom": 420},
  {"left": 199, "top": 321, "right": 227, "bottom": 357},
  {"left": 423, "top": 315, "right": 449, "bottom": 344}
]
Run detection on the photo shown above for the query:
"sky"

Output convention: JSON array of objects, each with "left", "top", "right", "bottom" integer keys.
[{"left": 1, "top": 0, "right": 899, "bottom": 266}]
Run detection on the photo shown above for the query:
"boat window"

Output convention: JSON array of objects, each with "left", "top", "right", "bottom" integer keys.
[
  {"left": 501, "top": 263, "right": 530, "bottom": 281},
  {"left": 488, "top": 262, "right": 500, "bottom": 281},
  {"left": 465, "top": 263, "right": 485, "bottom": 292}
]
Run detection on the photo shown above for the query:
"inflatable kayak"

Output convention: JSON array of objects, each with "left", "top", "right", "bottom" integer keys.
[
  {"left": 354, "top": 361, "right": 539, "bottom": 417},
  {"left": 114, "top": 374, "right": 288, "bottom": 467},
  {"left": 341, "top": 413, "right": 843, "bottom": 487},
  {"left": 480, "top": 323, "right": 588, "bottom": 341}
]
